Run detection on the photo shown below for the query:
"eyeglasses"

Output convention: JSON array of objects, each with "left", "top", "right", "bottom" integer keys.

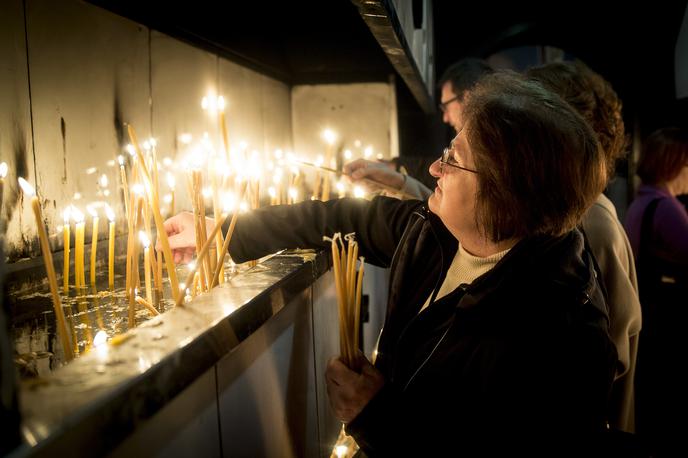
[
  {"left": 438, "top": 95, "right": 460, "bottom": 113},
  {"left": 439, "top": 146, "right": 478, "bottom": 174}
]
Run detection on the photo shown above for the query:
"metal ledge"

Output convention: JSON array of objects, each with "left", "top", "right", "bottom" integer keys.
[{"left": 353, "top": 0, "right": 435, "bottom": 113}]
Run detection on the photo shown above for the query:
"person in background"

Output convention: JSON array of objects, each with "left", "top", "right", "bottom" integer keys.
[
  {"left": 344, "top": 58, "right": 494, "bottom": 198},
  {"left": 525, "top": 61, "right": 641, "bottom": 435},
  {"left": 623, "top": 127, "right": 688, "bottom": 456},
  {"left": 162, "top": 72, "right": 616, "bottom": 455}
]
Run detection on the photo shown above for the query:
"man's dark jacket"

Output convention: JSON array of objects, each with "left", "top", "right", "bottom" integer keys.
[{"left": 227, "top": 196, "right": 617, "bottom": 456}]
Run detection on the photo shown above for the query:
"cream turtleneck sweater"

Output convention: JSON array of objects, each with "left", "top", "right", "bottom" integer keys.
[{"left": 419, "top": 243, "right": 510, "bottom": 313}]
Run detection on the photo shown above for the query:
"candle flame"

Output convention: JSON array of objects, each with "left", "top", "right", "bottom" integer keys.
[
  {"left": 288, "top": 188, "right": 297, "bottom": 199},
  {"left": 63, "top": 207, "right": 71, "bottom": 223},
  {"left": 335, "top": 445, "right": 348, "bottom": 458},
  {"left": 354, "top": 140, "right": 362, "bottom": 148},
  {"left": 187, "top": 261, "right": 195, "bottom": 271},
  {"left": 364, "top": 146, "right": 373, "bottom": 158},
  {"left": 218, "top": 95, "right": 225, "bottom": 111},
  {"left": 126, "top": 144, "right": 136, "bottom": 157},
  {"left": 86, "top": 167, "right": 97, "bottom": 175},
  {"left": 93, "top": 330, "right": 108, "bottom": 347},
  {"left": 118, "top": 155, "right": 125, "bottom": 166},
  {"left": 274, "top": 149, "right": 283, "bottom": 159},
  {"left": 139, "top": 231, "right": 150, "bottom": 248},
  {"left": 344, "top": 149, "right": 353, "bottom": 160},
  {"left": 73, "top": 192, "right": 82, "bottom": 200},
  {"left": 336, "top": 181, "right": 345, "bottom": 192},
  {"left": 105, "top": 205, "right": 115, "bottom": 222},
  {"left": 222, "top": 193, "right": 237, "bottom": 212},
  {"left": 17, "top": 177, "right": 35, "bottom": 197},
  {"left": 268, "top": 187, "right": 276, "bottom": 198},
  {"left": 99, "top": 174, "right": 108, "bottom": 188},
  {"left": 132, "top": 184, "right": 145, "bottom": 196},
  {"left": 163, "top": 194, "right": 172, "bottom": 204},
  {"left": 353, "top": 186, "right": 365, "bottom": 198},
  {"left": 72, "top": 206, "right": 84, "bottom": 223},
  {"left": 0, "top": 162, "right": 7, "bottom": 178},
  {"left": 322, "top": 129, "right": 337, "bottom": 145},
  {"left": 87, "top": 206, "right": 98, "bottom": 218},
  {"left": 166, "top": 172, "right": 175, "bottom": 189},
  {"left": 179, "top": 133, "right": 193, "bottom": 144},
  {"left": 239, "top": 201, "right": 249, "bottom": 213},
  {"left": 106, "top": 159, "right": 115, "bottom": 167}
]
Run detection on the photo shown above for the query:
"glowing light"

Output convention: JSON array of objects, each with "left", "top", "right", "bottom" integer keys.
[
  {"left": 239, "top": 201, "right": 249, "bottom": 213},
  {"left": 335, "top": 445, "right": 348, "bottom": 458},
  {"left": 376, "top": 153, "right": 384, "bottom": 160},
  {"left": 99, "top": 174, "right": 108, "bottom": 188},
  {"left": 18, "top": 177, "right": 35, "bottom": 197},
  {"left": 106, "top": 159, "right": 115, "bottom": 167},
  {"left": 86, "top": 167, "right": 97, "bottom": 175},
  {"left": 354, "top": 140, "right": 362, "bottom": 148},
  {"left": 364, "top": 146, "right": 373, "bottom": 158},
  {"left": 93, "top": 330, "right": 108, "bottom": 347},
  {"left": 274, "top": 149, "right": 283, "bottom": 159},
  {"left": 105, "top": 205, "right": 115, "bottom": 222},
  {"left": 344, "top": 149, "right": 352, "bottom": 160},
  {"left": 202, "top": 187, "right": 212, "bottom": 198},
  {"left": 163, "top": 194, "right": 172, "bottom": 204},
  {"left": 0, "top": 162, "right": 8, "bottom": 178},
  {"left": 336, "top": 181, "right": 345, "bottom": 193},
  {"left": 163, "top": 157, "right": 173, "bottom": 167},
  {"left": 103, "top": 190, "right": 110, "bottom": 197},
  {"left": 179, "top": 133, "right": 193, "bottom": 144},
  {"left": 73, "top": 192, "right": 82, "bottom": 200},
  {"left": 288, "top": 188, "right": 298, "bottom": 199},
  {"left": 353, "top": 186, "right": 365, "bottom": 198},
  {"left": 149, "top": 138, "right": 157, "bottom": 148},
  {"left": 322, "top": 129, "right": 337, "bottom": 145},
  {"left": 71, "top": 206, "right": 84, "bottom": 223},
  {"left": 126, "top": 144, "right": 136, "bottom": 157},
  {"left": 217, "top": 96, "right": 226, "bottom": 111},
  {"left": 118, "top": 155, "right": 125, "bottom": 166},
  {"left": 132, "top": 184, "right": 145, "bottom": 196},
  {"left": 222, "top": 193, "right": 237, "bottom": 212},
  {"left": 268, "top": 187, "right": 276, "bottom": 198},
  {"left": 315, "top": 155, "right": 324, "bottom": 167},
  {"left": 63, "top": 207, "right": 71, "bottom": 224},
  {"left": 87, "top": 206, "right": 97, "bottom": 218},
  {"left": 139, "top": 231, "right": 150, "bottom": 248},
  {"left": 187, "top": 261, "right": 196, "bottom": 271}
]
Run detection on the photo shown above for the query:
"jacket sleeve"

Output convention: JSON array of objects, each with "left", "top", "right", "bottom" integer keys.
[{"left": 225, "top": 196, "right": 424, "bottom": 267}]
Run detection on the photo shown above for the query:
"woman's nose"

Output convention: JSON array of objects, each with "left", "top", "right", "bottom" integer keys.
[{"left": 429, "top": 158, "right": 442, "bottom": 178}]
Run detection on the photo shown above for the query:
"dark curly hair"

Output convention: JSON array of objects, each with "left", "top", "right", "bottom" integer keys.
[
  {"left": 526, "top": 61, "right": 627, "bottom": 182},
  {"left": 637, "top": 127, "right": 688, "bottom": 185}
]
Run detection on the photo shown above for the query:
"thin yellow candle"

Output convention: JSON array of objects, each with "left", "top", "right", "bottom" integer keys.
[
  {"left": 210, "top": 183, "right": 248, "bottom": 288},
  {"left": 18, "top": 178, "right": 73, "bottom": 361},
  {"left": 62, "top": 207, "right": 71, "bottom": 294},
  {"left": 166, "top": 172, "right": 175, "bottom": 215},
  {"left": 139, "top": 231, "right": 153, "bottom": 306},
  {"left": 118, "top": 155, "right": 130, "bottom": 218},
  {"left": 88, "top": 207, "right": 99, "bottom": 289},
  {"left": 73, "top": 207, "right": 85, "bottom": 293},
  {"left": 175, "top": 211, "right": 232, "bottom": 307},
  {"left": 127, "top": 124, "right": 180, "bottom": 302},
  {"left": 353, "top": 258, "right": 365, "bottom": 358},
  {"left": 218, "top": 96, "right": 230, "bottom": 162},
  {"left": 106, "top": 205, "right": 115, "bottom": 291}
]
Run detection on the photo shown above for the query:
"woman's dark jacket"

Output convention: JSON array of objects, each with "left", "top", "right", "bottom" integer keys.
[{"left": 226, "top": 196, "right": 617, "bottom": 456}]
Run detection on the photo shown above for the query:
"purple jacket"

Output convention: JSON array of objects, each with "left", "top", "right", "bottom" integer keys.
[{"left": 623, "top": 184, "right": 688, "bottom": 265}]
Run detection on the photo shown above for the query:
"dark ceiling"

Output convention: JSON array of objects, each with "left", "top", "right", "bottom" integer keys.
[{"left": 91, "top": 0, "right": 687, "bottom": 134}]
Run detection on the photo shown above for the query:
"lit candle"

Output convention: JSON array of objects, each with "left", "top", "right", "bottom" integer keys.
[
  {"left": 106, "top": 205, "right": 115, "bottom": 291},
  {"left": 118, "top": 155, "right": 130, "bottom": 218},
  {"left": 0, "top": 162, "right": 7, "bottom": 213},
  {"left": 139, "top": 231, "right": 153, "bottom": 306},
  {"left": 166, "top": 172, "right": 175, "bottom": 215},
  {"left": 62, "top": 207, "right": 71, "bottom": 294},
  {"left": 18, "top": 178, "right": 73, "bottom": 360},
  {"left": 336, "top": 180, "right": 346, "bottom": 199},
  {"left": 128, "top": 125, "right": 180, "bottom": 303},
  {"left": 321, "top": 129, "right": 337, "bottom": 201},
  {"left": 88, "top": 207, "right": 99, "bottom": 289},
  {"left": 73, "top": 207, "right": 85, "bottom": 293},
  {"left": 218, "top": 96, "right": 230, "bottom": 162}
]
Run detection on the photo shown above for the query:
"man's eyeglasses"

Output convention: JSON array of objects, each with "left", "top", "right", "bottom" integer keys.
[
  {"left": 439, "top": 147, "right": 478, "bottom": 174},
  {"left": 438, "top": 95, "right": 460, "bottom": 113}
]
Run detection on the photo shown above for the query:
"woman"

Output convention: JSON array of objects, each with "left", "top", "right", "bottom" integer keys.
[
  {"left": 164, "top": 72, "right": 615, "bottom": 455},
  {"left": 526, "top": 61, "right": 641, "bottom": 434},
  {"left": 623, "top": 127, "right": 688, "bottom": 455}
]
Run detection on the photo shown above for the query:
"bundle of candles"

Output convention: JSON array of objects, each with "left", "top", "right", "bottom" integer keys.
[
  {"left": 9, "top": 92, "right": 394, "bottom": 365},
  {"left": 326, "top": 232, "right": 365, "bottom": 370}
]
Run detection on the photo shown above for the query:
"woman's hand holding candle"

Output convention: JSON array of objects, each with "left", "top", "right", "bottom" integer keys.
[{"left": 160, "top": 212, "right": 216, "bottom": 264}]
